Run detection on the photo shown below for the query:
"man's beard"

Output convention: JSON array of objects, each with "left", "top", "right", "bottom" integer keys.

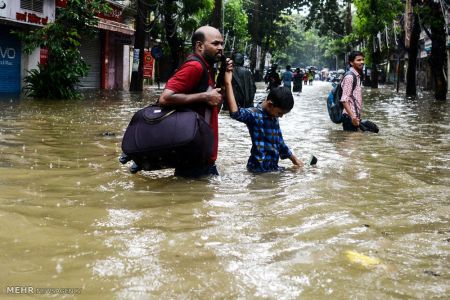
[{"left": 204, "top": 52, "right": 220, "bottom": 64}]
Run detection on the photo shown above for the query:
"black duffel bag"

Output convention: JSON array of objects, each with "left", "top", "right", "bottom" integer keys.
[
  {"left": 121, "top": 105, "right": 213, "bottom": 171},
  {"left": 359, "top": 119, "right": 379, "bottom": 133}
]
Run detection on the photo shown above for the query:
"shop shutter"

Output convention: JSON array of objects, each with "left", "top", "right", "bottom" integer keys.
[
  {"left": 20, "top": 0, "right": 44, "bottom": 13},
  {"left": 79, "top": 35, "right": 101, "bottom": 89},
  {"left": 0, "top": 30, "right": 21, "bottom": 94}
]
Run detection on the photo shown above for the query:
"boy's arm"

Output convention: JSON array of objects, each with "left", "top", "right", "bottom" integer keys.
[
  {"left": 279, "top": 133, "right": 303, "bottom": 167},
  {"left": 342, "top": 101, "right": 360, "bottom": 127},
  {"left": 224, "top": 60, "right": 255, "bottom": 124},
  {"left": 224, "top": 60, "right": 238, "bottom": 113}
]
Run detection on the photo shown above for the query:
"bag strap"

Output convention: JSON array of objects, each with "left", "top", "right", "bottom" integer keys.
[{"left": 185, "top": 55, "right": 213, "bottom": 125}]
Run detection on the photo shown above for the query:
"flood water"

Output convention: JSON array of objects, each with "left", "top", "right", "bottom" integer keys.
[{"left": 0, "top": 82, "right": 449, "bottom": 299}]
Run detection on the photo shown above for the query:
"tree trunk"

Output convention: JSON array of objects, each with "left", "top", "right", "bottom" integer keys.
[
  {"left": 406, "top": 13, "right": 421, "bottom": 97},
  {"left": 258, "top": 32, "right": 271, "bottom": 81},
  {"left": 211, "top": 0, "right": 222, "bottom": 30},
  {"left": 129, "top": 0, "right": 147, "bottom": 91},
  {"left": 249, "top": 0, "right": 260, "bottom": 77},
  {"left": 370, "top": 0, "right": 378, "bottom": 88},
  {"left": 163, "top": 0, "right": 182, "bottom": 75},
  {"left": 345, "top": 0, "right": 352, "bottom": 36},
  {"left": 370, "top": 39, "right": 379, "bottom": 89},
  {"left": 429, "top": 2, "right": 447, "bottom": 101}
]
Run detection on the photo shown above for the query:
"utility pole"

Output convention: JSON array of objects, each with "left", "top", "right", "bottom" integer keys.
[{"left": 130, "top": 0, "right": 147, "bottom": 91}]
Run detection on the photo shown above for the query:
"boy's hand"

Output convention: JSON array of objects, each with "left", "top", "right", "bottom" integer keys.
[
  {"left": 224, "top": 59, "right": 234, "bottom": 85},
  {"left": 351, "top": 115, "right": 360, "bottom": 127},
  {"left": 290, "top": 154, "right": 304, "bottom": 168}
]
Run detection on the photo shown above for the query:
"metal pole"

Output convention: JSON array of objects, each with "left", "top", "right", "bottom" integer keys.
[{"left": 222, "top": 0, "right": 224, "bottom": 34}]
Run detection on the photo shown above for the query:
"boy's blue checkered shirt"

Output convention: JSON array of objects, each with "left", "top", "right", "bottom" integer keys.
[{"left": 230, "top": 105, "right": 292, "bottom": 173}]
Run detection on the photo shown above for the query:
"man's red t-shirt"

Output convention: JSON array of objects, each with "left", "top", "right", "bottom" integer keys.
[{"left": 164, "top": 54, "right": 219, "bottom": 164}]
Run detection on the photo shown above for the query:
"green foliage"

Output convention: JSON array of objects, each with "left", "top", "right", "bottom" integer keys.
[
  {"left": 272, "top": 15, "right": 335, "bottom": 68},
  {"left": 304, "top": 0, "right": 346, "bottom": 36},
  {"left": 17, "top": 0, "right": 111, "bottom": 99},
  {"left": 352, "top": 0, "right": 402, "bottom": 61},
  {"left": 223, "top": 0, "right": 250, "bottom": 53},
  {"left": 353, "top": 0, "right": 402, "bottom": 36}
]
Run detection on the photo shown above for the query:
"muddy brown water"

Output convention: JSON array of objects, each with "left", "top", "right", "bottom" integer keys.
[{"left": 0, "top": 82, "right": 449, "bottom": 299}]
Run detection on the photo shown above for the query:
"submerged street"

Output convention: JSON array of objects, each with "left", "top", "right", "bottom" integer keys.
[{"left": 0, "top": 82, "right": 449, "bottom": 298}]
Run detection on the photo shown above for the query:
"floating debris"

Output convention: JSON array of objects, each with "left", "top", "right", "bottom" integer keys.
[
  {"left": 424, "top": 270, "right": 440, "bottom": 277},
  {"left": 345, "top": 250, "right": 381, "bottom": 267}
]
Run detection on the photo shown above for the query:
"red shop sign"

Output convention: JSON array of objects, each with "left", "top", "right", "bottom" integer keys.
[
  {"left": 40, "top": 48, "right": 48, "bottom": 65},
  {"left": 56, "top": 0, "right": 68, "bottom": 8},
  {"left": 143, "top": 50, "right": 154, "bottom": 78}
]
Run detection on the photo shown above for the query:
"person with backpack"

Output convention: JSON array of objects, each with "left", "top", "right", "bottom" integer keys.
[
  {"left": 158, "top": 26, "right": 225, "bottom": 177},
  {"left": 281, "top": 65, "right": 294, "bottom": 91},
  {"left": 340, "top": 51, "right": 365, "bottom": 131},
  {"left": 222, "top": 52, "right": 256, "bottom": 109}
]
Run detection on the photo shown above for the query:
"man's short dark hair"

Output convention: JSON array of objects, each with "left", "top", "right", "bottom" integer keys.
[
  {"left": 191, "top": 30, "right": 205, "bottom": 50},
  {"left": 348, "top": 51, "right": 364, "bottom": 63},
  {"left": 267, "top": 87, "right": 294, "bottom": 111}
]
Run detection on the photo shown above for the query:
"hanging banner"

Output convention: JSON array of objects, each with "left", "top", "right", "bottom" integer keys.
[
  {"left": 255, "top": 45, "right": 261, "bottom": 71},
  {"left": 132, "top": 48, "right": 140, "bottom": 72},
  {"left": 143, "top": 49, "right": 154, "bottom": 78}
]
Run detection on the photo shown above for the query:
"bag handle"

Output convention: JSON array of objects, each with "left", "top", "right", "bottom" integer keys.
[{"left": 143, "top": 107, "right": 176, "bottom": 124}]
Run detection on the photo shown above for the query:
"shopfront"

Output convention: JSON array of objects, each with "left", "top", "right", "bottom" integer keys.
[
  {"left": 0, "top": 0, "right": 55, "bottom": 94},
  {"left": 0, "top": 28, "right": 21, "bottom": 94}
]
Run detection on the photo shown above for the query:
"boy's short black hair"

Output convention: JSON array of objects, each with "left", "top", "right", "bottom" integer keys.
[
  {"left": 348, "top": 50, "right": 364, "bottom": 64},
  {"left": 267, "top": 87, "right": 294, "bottom": 111}
]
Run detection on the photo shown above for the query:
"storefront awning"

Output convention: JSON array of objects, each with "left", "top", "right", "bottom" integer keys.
[{"left": 96, "top": 18, "right": 134, "bottom": 35}]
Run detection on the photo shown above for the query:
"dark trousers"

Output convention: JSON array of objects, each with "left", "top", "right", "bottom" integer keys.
[
  {"left": 342, "top": 114, "right": 358, "bottom": 131},
  {"left": 174, "top": 164, "right": 219, "bottom": 178}
]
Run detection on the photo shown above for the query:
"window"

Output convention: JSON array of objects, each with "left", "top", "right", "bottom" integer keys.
[{"left": 20, "top": 0, "right": 44, "bottom": 13}]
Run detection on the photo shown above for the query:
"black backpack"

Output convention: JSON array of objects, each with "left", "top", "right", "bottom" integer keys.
[{"left": 327, "top": 72, "right": 357, "bottom": 124}]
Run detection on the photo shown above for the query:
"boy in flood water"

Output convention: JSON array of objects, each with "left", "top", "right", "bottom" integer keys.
[{"left": 224, "top": 60, "right": 303, "bottom": 173}]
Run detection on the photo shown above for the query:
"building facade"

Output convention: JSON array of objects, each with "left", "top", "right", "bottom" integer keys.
[
  {"left": 0, "top": 0, "right": 56, "bottom": 94},
  {"left": 68, "top": 0, "right": 134, "bottom": 90},
  {"left": 0, "top": 0, "right": 134, "bottom": 94}
]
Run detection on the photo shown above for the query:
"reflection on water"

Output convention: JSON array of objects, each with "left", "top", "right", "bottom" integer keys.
[{"left": 0, "top": 84, "right": 449, "bottom": 299}]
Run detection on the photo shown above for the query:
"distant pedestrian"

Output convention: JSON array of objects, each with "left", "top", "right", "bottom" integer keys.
[
  {"left": 308, "top": 70, "right": 314, "bottom": 85},
  {"left": 264, "top": 64, "right": 281, "bottom": 91},
  {"left": 222, "top": 52, "right": 256, "bottom": 109},
  {"left": 281, "top": 65, "right": 293, "bottom": 90},
  {"left": 303, "top": 72, "right": 308, "bottom": 85},
  {"left": 292, "top": 67, "right": 303, "bottom": 94}
]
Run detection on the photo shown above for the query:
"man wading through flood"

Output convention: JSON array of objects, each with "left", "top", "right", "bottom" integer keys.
[{"left": 158, "top": 26, "right": 224, "bottom": 177}]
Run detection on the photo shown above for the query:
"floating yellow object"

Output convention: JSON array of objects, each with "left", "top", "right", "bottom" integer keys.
[{"left": 345, "top": 250, "right": 381, "bottom": 267}]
